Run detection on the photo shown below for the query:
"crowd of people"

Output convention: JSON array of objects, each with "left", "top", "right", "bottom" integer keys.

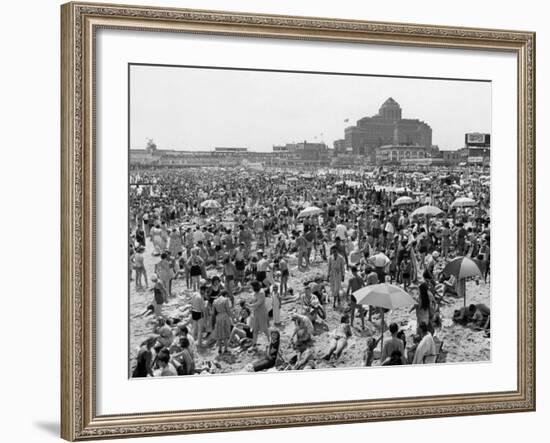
[{"left": 129, "top": 165, "right": 491, "bottom": 377}]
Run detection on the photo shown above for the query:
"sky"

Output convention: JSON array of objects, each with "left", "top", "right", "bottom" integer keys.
[{"left": 130, "top": 64, "right": 491, "bottom": 152}]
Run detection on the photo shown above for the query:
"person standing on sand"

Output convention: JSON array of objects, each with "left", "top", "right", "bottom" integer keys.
[
  {"left": 190, "top": 287, "right": 205, "bottom": 347},
  {"left": 278, "top": 256, "right": 289, "bottom": 296},
  {"left": 150, "top": 275, "right": 166, "bottom": 318},
  {"left": 212, "top": 290, "right": 232, "bottom": 354},
  {"left": 271, "top": 285, "right": 281, "bottom": 325},
  {"left": 249, "top": 280, "right": 270, "bottom": 347},
  {"left": 296, "top": 231, "right": 308, "bottom": 270},
  {"left": 346, "top": 266, "right": 365, "bottom": 329},
  {"left": 186, "top": 248, "right": 204, "bottom": 292},
  {"left": 133, "top": 246, "right": 148, "bottom": 290},
  {"left": 155, "top": 252, "right": 174, "bottom": 300},
  {"left": 327, "top": 246, "right": 346, "bottom": 307}
]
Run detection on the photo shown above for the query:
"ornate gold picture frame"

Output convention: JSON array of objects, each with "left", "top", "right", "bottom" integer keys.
[{"left": 61, "top": 2, "right": 535, "bottom": 440}]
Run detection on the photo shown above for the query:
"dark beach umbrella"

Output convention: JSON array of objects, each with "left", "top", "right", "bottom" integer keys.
[{"left": 442, "top": 256, "right": 482, "bottom": 306}]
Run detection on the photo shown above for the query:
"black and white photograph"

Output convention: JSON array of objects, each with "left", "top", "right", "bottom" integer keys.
[{"left": 128, "top": 64, "right": 492, "bottom": 378}]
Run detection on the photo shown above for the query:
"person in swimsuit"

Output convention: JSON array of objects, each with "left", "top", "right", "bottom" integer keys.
[
  {"left": 252, "top": 330, "right": 281, "bottom": 372},
  {"left": 133, "top": 246, "right": 148, "bottom": 290},
  {"left": 190, "top": 285, "right": 206, "bottom": 347},
  {"left": 186, "top": 248, "right": 204, "bottom": 292},
  {"left": 278, "top": 256, "right": 289, "bottom": 296},
  {"left": 323, "top": 315, "right": 352, "bottom": 361}
]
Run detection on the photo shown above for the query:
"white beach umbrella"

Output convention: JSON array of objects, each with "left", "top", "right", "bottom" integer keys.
[
  {"left": 354, "top": 283, "right": 416, "bottom": 310},
  {"left": 335, "top": 180, "right": 361, "bottom": 188},
  {"left": 297, "top": 206, "right": 323, "bottom": 218},
  {"left": 450, "top": 197, "right": 476, "bottom": 208},
  {"left": 410, "top": 205, "right": 443, "bottom": 217},
  {"left": 354, "top": 283, "right": 416, "bottom": 351},
  {"left": 200, "top": 199, "right": 221, "bottom": 209},
  {"left": 394, "top": 196, "right": 415, "bottom": 206}
]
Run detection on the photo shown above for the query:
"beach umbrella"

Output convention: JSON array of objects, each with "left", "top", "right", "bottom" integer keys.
[
  {"left": 200, "top": 199, "right": 221, "bottom": 209},
  {"left": 335, "top": 180, "right": 361, "bottom": 188},
  {"left": 354, "top": 283, "right": 416, "bottom": 309},
  {"left": 354, "top": 283, "right": 416, "bottom": 352},
  {"left": 394, "top": 196, "right": 414, "bottom": 206},
  {"left": 442, "top": 256, "right": 482, "bottom": 280},
  {"left": 450, "top": 197, "right": 476, "bottom": 208},
  {"left": 411, "top": 205, "right": 443, "bottom": 217},
  {"left": 442, "top": 256, "right": 482, "bottom": 306},
  {"left": 297, "top": 206, "right": 323, "bottom": 218}
]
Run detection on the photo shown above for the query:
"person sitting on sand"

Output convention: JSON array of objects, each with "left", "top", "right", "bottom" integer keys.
[
  {"left": 412, "top": 321, "right": 436, "bottom": 364},
  {"left": 171, "top": 337, "right": 195, "bottom": 376},
  {"left": 228, "top": 302, "right": 254, "bottom": 348},
  {"left": 291, "top": 313, "right": 314, "bottom": 346},
  {"left": 382, "top": 350, "right": 405, "bottom": 366},
  {"left": 472, "top": 303, "right": 491, "bottom": 329},
  {"left": 305, "top": 300, "right": 328, "bottom": 333},
  {"left": 380, "top": 322, "right": 406, "bottom": 365},
  {"left": 310, "top": 275, "right": 327, "bottom": 304},
  {"left": 155, "top": 348, "right": 177, "bottom": 376},
  {"left": 288, "top": 340, "right": 315, "bottom": 370},
  {"left": 175, "top": 325, "right": 196, "bottom": 358},
  {"left": 453, "top": 303, "right": 491, "bottom": 329},
  {"left": 252, "top": 330, "right": 281, "bottom": 372},
  {"left": 323, "top": 314, "right": 352, "bottom": 361},
  {"left": 363, "top": 335, "right": 382, "bottom": 366},
  {"left": 155, "top": 317, "right": 174, "bottom": 349},
  {"left": 132, "top": 336, "right": 157, "bottom": 378}
]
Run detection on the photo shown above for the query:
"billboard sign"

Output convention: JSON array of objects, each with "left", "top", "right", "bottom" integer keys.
[{"left": 465, "top": 133, "right": 490, "bottom": 147}]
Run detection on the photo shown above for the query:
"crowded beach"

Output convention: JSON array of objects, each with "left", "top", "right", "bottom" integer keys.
[{"left": 129, "top": 166, "right": 491, "bottom": 377}]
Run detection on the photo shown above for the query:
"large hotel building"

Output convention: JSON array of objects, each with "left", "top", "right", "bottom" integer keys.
[
  {"left": 334, "top": 97, "right": 432, "bottom": 162},
  {"left": 130, "top": 98, "right": 488, "bottom": 168}
]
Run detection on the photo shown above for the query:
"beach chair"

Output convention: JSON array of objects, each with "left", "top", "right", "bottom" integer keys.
[{"left": 422, "top": 339, "right": 445, "bottom": 364}]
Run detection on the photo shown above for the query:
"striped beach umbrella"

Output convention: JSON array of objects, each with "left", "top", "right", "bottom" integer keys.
[{"left": 442, "top": 256, "right": 483, "bottom": 306}]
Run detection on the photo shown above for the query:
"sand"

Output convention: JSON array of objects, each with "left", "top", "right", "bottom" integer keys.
[{"left": 129, "top": 242, "right": 490, "bottom": 375}]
